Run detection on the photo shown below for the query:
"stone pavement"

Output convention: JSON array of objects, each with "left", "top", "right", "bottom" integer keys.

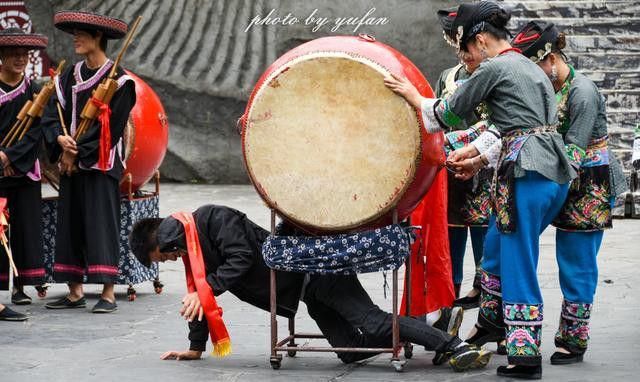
[{"left": 1, "top": 184, "right": 639, "bottom": 381}]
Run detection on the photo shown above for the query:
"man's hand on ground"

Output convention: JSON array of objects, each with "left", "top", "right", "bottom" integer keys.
[{"left": 160, "top": 350, "right": 202, "bottom": 361}]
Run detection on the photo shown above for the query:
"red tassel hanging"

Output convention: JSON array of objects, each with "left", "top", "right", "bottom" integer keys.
[{"left": 90, "top": 97, "right": 112, "bottom": 172}]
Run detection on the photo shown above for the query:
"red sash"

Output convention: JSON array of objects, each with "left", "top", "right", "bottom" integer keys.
[{"left": 172, "top": 212, "right": 231, "bottom": 357}]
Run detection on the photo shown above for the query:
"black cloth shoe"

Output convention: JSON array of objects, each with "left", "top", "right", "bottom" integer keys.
[
  {"left": 45, "top": 296, "right": 87, "bottom": 309},
  {"left": 497, "top": 365, "right": 542, "bottom": 379},
  {"left": 448, "top": 344, "right": 492, "bottom": 372},
  {"left": 92, "top": 299, "right": 117, "bottom": 313},
  {"left": 550, "top": 351, "right": 584, "bottom": 365},
  {"left": 466, "top": 323, "right": 504, "bottom": 346},
  {"left": 11, "top": 289, "right": 32, "bottom": 305},
  {"left": 453, "top": 293, "right": 480, "bottom": 309},
  {"left": 0, "top": 306, "right": 28, "bottom": 321}
]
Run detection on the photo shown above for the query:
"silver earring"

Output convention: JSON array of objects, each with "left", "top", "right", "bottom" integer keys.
[
  {"left": 550, "top": 65, "right": 558, "bottom": 82},
  {"left": 480, "top": 48, "right": 488, "bottom": 60}
]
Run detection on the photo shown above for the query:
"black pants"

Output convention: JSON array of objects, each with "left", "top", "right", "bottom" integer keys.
[
  {"left": 0, "top": 178, "right": 43, "bottom": 289},
  {"left": 54, "top": 171, "right": 120, "bottom": 284},
  {"left": 303, "top": 274, "right": 460, "bottom": 363}
]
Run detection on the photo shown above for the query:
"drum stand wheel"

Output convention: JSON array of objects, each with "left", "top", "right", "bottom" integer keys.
[
  {"left": 286, "top": 343, "right": 298, "bottom": 358},
  {"left": 153, "top": 279, "right": 164, "bottom": 294},
  {"left": 270, "top": 355, "right": 282, "bottom": 370},
  {"left": 35, "top": 284, "right": 48, "bottom": 298},
  {"left": 127, "top": 285, "right": 137, "bottom": 301}
]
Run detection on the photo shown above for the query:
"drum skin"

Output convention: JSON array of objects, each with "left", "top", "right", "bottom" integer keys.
[
  {"left": 241, "top": 35, "right": 443, "bottom": 232},
  {"left": 120, "top": 70, "right": 169, "bottom": 193}
]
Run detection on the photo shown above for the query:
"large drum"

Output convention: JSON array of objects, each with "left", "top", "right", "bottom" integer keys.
[{"left": 241, "top": 35, "right": 443, "bottom": 232}]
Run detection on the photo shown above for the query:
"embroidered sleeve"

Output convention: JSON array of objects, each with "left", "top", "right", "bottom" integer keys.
[
  {"left": 433, "top": 99, "right": 464, "bottom": 130},
  {"left": 471, "top": 125, "right": 501, "bottom": 155},
  {"left": 565, "top": 143, "right": 586, "bottom": 169},
  {"left": 443, "top": 120, "right": 489, "bottom": 156}
]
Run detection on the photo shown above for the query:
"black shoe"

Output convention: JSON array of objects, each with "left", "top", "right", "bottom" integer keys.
[
  {"left": 453, "top": 293, "right": 481, "bottom": 309},
  {"left": 45, "top": 296, "right": 87, "bottom": 309},
  {"left": 550, "top": 351, "right": 584, "bottom": 365},
  {"left": 0, "top": 306, "right": 28, "bottom": 321},
  {"left": 466, "top": 323, "right": 504, "bottom": 346},
  {"left": 497, "top": 341, "right": 507, "bottom": 355},
  {"left": 11, "top": 289, "right": 32, "bottom": 305},
  {"left": 448, "top": 344, "right": 492, "bottom": 372},
  {"left": 433, "top": 307, "right": 464, "bottom": 337},
  {"left": 92, "top": 298, "right": 117, "bottom": 313},
  {"left": 497, "top": 365, "right": 542, "bottom": 379}
]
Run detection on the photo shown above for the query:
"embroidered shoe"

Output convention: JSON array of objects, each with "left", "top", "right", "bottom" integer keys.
[
  {"left": 11, "top": 289, "right": 32, "bottom": 305},
  {"left": 550, "top": 351, "right": 584, "bottom": 365},
  {"left": 448, "top": 344, "right": 492, "bottom": 372},
  {"left": 45, "top": 296, "right": 87, "bottom": 309},
  {"left": 0, "top": 306, "right": 28, "bottom": 321},
  {"left": 91, "top": 298, "right": 117, "bottom": 313},
  {"left": 497, "top": 365, "right": 542, "bottom": 379}
]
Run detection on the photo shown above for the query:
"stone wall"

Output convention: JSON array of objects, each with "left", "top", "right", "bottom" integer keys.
[{"left": 25, "top": 0, "right": 639, "bottom": 183}]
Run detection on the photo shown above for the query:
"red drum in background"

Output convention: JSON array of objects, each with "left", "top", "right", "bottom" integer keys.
[
  {"left": 241, "top": 35, "right": 443, "bottom": 233},
  {"left": 120, "top": 70, "right": 169, "bottom": 193}
]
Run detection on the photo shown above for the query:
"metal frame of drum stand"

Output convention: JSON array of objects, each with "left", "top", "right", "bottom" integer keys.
[
  {"left": 122, "top": 171, "right": 164, "bottom": 300},
  {"left": 268, "top": 209, "right": 413, "bottom": 372}
]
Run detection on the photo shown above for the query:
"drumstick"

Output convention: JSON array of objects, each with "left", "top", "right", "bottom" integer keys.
[
  {"left": 1, "top": 233, "right": 18, "bottom": 277},
  {"left": 56, "top": 102, "right": 69, "bottom": 136}
]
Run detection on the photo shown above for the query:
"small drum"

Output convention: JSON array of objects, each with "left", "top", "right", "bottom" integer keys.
[{"left": 241, "top": 35, "right": 443, "bottom": 232}]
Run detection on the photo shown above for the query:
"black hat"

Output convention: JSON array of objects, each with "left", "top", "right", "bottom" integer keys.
[
  {"left": 452, "top": 1, "right": 509, "bottom": 50},
  {"left": 437, "top": 7, "right": 459, "bottom": 47},
  {"left": 512, "top": 20, "right": 560, "bottom": 63},
  {"left": 156, "top": 217, "right": 186, "bottom": 255},
  {"left": 54, "top": 10, "right": 128, "bottom": 39},
  {"left": 0, "top": 28, "right": 47, "bottom": 50}
]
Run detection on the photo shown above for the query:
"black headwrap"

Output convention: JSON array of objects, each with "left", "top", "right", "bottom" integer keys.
[
  {"left": 437, "top": 7, "right": 459, "bottom": 47},
  {"left": 452, "top": 1, "right": 510, "bottom": 51},
  {"left": 512, "top": 20, "right": 560, "bottom": 62}
]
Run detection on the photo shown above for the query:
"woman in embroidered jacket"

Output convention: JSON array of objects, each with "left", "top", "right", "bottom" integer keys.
[
  {"left": 41, "top": 11, "right": 136, "bottom": 313},
  {"left": 0, "top": 28, "right": 48, "bottom": 309},
  {"left": 511, "top": 21, "right": 628, "bottom": 365},
  {"left": 385, "top": 2, "right": 576, "bottom": 379},
  {"left": 435, "top": 8, "right": 494, "bottom": 311}
]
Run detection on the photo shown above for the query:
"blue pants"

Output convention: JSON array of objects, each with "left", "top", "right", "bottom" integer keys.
[
  {"left": 448, "top": 226, "right": 487, "bottom": 285},
  {"left": 553, "top": 214, "right": 608, "bottom": 354},
  {"left": 478, "top": 171, "right": 569, "bottom": 366}
]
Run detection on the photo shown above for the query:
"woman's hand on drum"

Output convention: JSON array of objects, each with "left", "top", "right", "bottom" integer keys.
[
  {"left": 384, "top": 73, "right": 423, "bottom": 109},
  {"left": 447, "top": 144, "right": 480, "bottom": 163}
]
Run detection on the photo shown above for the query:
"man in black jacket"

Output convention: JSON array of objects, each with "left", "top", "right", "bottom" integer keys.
[{"left": 130, "top": 205, "right": 490, "bottom": 371}]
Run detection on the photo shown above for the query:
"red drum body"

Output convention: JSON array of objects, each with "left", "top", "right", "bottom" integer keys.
[
  {"left": 120, "top": 70, "right": 169, "bottom": 193},
  {"left": 241, "top": 35, "right": 443, "bottom": 232}
]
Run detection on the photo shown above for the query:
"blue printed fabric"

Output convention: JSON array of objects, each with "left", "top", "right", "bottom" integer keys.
[
  {"left": 263, "top": 224, "right": 410, "bottom": 275},
  {"left": 42, "top": 193, "right": 160, "bottom": 285}
]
